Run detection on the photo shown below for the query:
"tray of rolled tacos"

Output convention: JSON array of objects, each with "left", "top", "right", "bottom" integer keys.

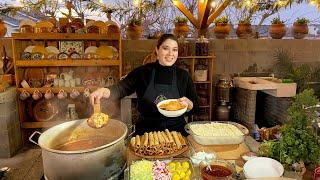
[{"left": 129, "top": 129, "right": 188, "bottom": 158}]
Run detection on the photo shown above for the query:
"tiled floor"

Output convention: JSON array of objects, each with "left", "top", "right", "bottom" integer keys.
[{"left": 0, "top": 144, "right": 43, "bottom": 180}]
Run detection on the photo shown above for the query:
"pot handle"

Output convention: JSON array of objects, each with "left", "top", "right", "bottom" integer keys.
[
  {"left": 29, "top": 131, "right": 42, "bottom": 146},
  {"left": 124, "top": 124, "right": 135, "bottom": 146}
]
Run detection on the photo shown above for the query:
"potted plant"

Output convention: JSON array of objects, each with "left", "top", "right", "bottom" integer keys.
[
  {"left": 259, "top": 89, "right": 320, "bottom": 177},
  {"left": 0, "top": 18, "right": 7, "bottom": 37},
  {"left": 173, "top": 16, "right": 189, "bottom": 38},
  {"left": 126, "top": 18, "right": 142, "bottom": 40},
  {"left": 213, "top": 16, "right": 231, "bottom": 39},
  {"left": 236, "top": 18, "right": 252, "bottom": 39},
  {"left": 269, "top": 17, "right": 286, "bottom": 39},
  {"left": 292, "top": 17, "right": 309, "bottom": 39}
]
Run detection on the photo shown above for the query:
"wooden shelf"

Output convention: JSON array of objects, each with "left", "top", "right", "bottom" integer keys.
[
  {"left": 199, "top": 105, "right": 210, "bottom": 108},
  {"left": 12, "top": 33, "right": 120, "bottom": 40},
  {"left": 17, "top": 87, "right": 98, "bottom": 93},
  {"left": 15, "top": 60, "right": 120, "bottom": 67},
  {"left": 194, "top": 81, "right": 211, "bottom": 84},
  {"left": 21, "top": 121, "right": 68, "bottom": 129},
  {"left": 178, "top": 56, "right": 214, "bottom": 59}
]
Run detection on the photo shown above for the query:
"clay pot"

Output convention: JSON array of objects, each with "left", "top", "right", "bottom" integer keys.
[
  {"left": 174, "top": 22, "right": 189, "bottom": 38},
  {"left": 269, "top": 24, "right": 286, "bottom": 39},
  {"left": 213, "top": 23, "right": 231, "bottom": 39},
  {"left": 0, "top": 19, "right": 7, "bottom": 37},
  {"left": 292, "top": 23, "right": 308, "bottom": 39},
  {"left": 126, "top": 25, "right": 142, "bottom": 40},
  {"left": 236, "top": 23, "right": 253, "bottom": 39}
]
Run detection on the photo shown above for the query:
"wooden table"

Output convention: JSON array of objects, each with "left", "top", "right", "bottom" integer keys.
[{"left": 126, "top": 135, "right": 259, "bottom": 178}]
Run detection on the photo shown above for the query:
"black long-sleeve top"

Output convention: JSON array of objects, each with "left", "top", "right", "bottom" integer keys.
[{"left": 109, "top": 60, "right": 199, "bottom": 115}]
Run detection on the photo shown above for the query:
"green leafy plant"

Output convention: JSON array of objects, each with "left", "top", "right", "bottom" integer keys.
[
  {"left": 215, "top": 16, "right": 229, "bottom": 25},
  {"left": 174, "top": 16, "right": 188, "bottom": 24},
  {"left": 127, "top": 18, "right": 142, "bottom": 26},
  {"left": 295, "top": 17, "right": 310, "bottom": 25},
  {"left": 260, "top": 89, "right": 320, "bottom": 167},
  {"left": 239, "top": 18, "right": 251, "bottom": 25},
  {"left": 271, "top": 17, "right": 284, "bottom": 24}
]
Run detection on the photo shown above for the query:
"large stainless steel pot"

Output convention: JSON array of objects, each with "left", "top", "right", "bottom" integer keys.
[{"left": 29, "top": 119, "right": 128, "bottom": 180}]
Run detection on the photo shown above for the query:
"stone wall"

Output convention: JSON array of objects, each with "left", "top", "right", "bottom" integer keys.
[{"left": 122, "top": 39, "right": 320, "bottom": 78}]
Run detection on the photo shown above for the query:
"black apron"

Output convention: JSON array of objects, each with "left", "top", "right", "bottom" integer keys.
[{"left": 135, "top": 67, "right": 187, "bottom": 136}]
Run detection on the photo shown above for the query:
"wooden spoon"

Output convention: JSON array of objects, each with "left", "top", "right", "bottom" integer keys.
[{"left": 87, "top": 103, "right": 109, "bottom": 129}]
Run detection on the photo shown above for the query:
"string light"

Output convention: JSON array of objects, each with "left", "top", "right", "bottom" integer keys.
[
  {"left": 211, "top": 1, "right": 216, "bottom": 8},
  {"left": 133, "top": 0, "right": 140, "bottom": 7},
  {"left": 172, "top": 0, "right": 179, "bottom": 6},
  {"left": 309, "top": 0, "right": 316, "bottom": 5}
]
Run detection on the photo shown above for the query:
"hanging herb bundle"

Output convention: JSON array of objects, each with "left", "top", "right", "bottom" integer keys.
[{"left": 260, "top": 89, "right": 320, "bottom": 167}]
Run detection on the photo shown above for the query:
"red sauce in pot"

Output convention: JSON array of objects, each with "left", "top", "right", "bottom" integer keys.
[
  {"left": 54, "top": 138, "right": 111, "bottom": 151},
  {"left": 201, "top": 165, "right": 232, "bottom": 179}
]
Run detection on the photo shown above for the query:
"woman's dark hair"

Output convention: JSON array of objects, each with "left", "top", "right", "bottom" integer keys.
[{"left": 156, "top": 34, "right": 178, "bottom": 49}]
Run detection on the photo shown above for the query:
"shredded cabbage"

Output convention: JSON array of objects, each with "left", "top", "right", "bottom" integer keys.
[{"left": 130, "top": 160, "right": 153, "bottom": 180}]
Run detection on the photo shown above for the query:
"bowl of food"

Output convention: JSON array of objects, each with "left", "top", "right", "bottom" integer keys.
[
  {"left": 200, "top": 160, "right": 235, "bottom": 180},
  {"left": 243, "top": 157, "right": 284, "bottom": 179},
  {"left": 185, "top": 121, "right": 249, "bottom": 145},
  {"left": 190, "top": 148, "right": 217, "bottom": 167},
  {"left": 157, "top": 99, "right": 187, "bottom": 117}
]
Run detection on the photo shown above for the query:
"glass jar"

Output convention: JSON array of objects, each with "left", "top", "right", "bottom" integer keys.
[
  {"left": 178, "top": 37, "right": 188, "bottom": 57},
  {"left": 216, "top": 74, "right": 233, "bottom": 103},
  {"left": 196, "top": 36, "right": 209, "bottom": 56},
  {"left": 195, "top": 60, "right": 208, "bottom": 82}
]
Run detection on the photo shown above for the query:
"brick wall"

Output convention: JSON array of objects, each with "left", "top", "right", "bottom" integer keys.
[
  {"left": 256, "top": 91, "right": 292, "bottom": 127},
  {"left": 232, "top": 88, "right": 257, "bottom": 133}
]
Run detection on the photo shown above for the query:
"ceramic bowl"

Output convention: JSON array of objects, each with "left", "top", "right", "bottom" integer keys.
[
  {"left": 243, "top": 157, "right": 284, "bottom": 179},
  {"left": 157, "top": 99, "right": 187, "bottom": 117}
]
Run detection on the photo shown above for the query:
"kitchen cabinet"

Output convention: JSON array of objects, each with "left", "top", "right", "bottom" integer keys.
[{"left": 12, "top": 33, "right": 122, "bottom": 128}]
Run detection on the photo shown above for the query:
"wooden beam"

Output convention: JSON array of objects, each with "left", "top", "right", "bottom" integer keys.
[
  {"left": 171, "top": 0, "right": 198, "bottom": 28},
  {"left": 200, "top": 0, "right": 213, "bottom": 29},
  {"left": 207, "top": 0, "right": 231, "bottom": 26},
  {"left": 197, "top": 0, "right": 208, "bottom": 28}
]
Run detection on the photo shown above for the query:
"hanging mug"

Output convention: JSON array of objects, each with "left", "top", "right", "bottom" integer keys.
[
  {"left": 83, "top": 88, "right": 90, "bottom": 97},
  {"left": 70, "top": 89, "right": 80, "bottom": 99},
  {"left": 19, "top": 90, "right": 30, "bottom": 100},
  {"left": 44, "top": 89, "right": 54, "bottom": 100},
  {"left": 57, "top": 89, "right": 67, "bottom": 99},
  {"left": 105, "top": 76, "right": 115, "bottom": 87},
  {"left": 32, "top": 89, "right": 42, "bottom": 100}
]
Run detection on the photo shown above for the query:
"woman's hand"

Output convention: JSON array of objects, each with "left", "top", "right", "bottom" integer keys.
[
  {"left": 90, "top": 88, "right": 110, "bottom": 105},
  {"left": 178, "top": 96, "right": 193, "bottom": 111}
]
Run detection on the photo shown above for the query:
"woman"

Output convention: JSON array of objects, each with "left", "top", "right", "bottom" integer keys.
[{"left": 90, "top": 34, "right": 198, "bottom": 135}]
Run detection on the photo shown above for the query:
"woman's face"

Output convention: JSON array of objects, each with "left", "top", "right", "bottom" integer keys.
[{"left": 156, "top": 39, "right": 178, "bottom": 66}]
